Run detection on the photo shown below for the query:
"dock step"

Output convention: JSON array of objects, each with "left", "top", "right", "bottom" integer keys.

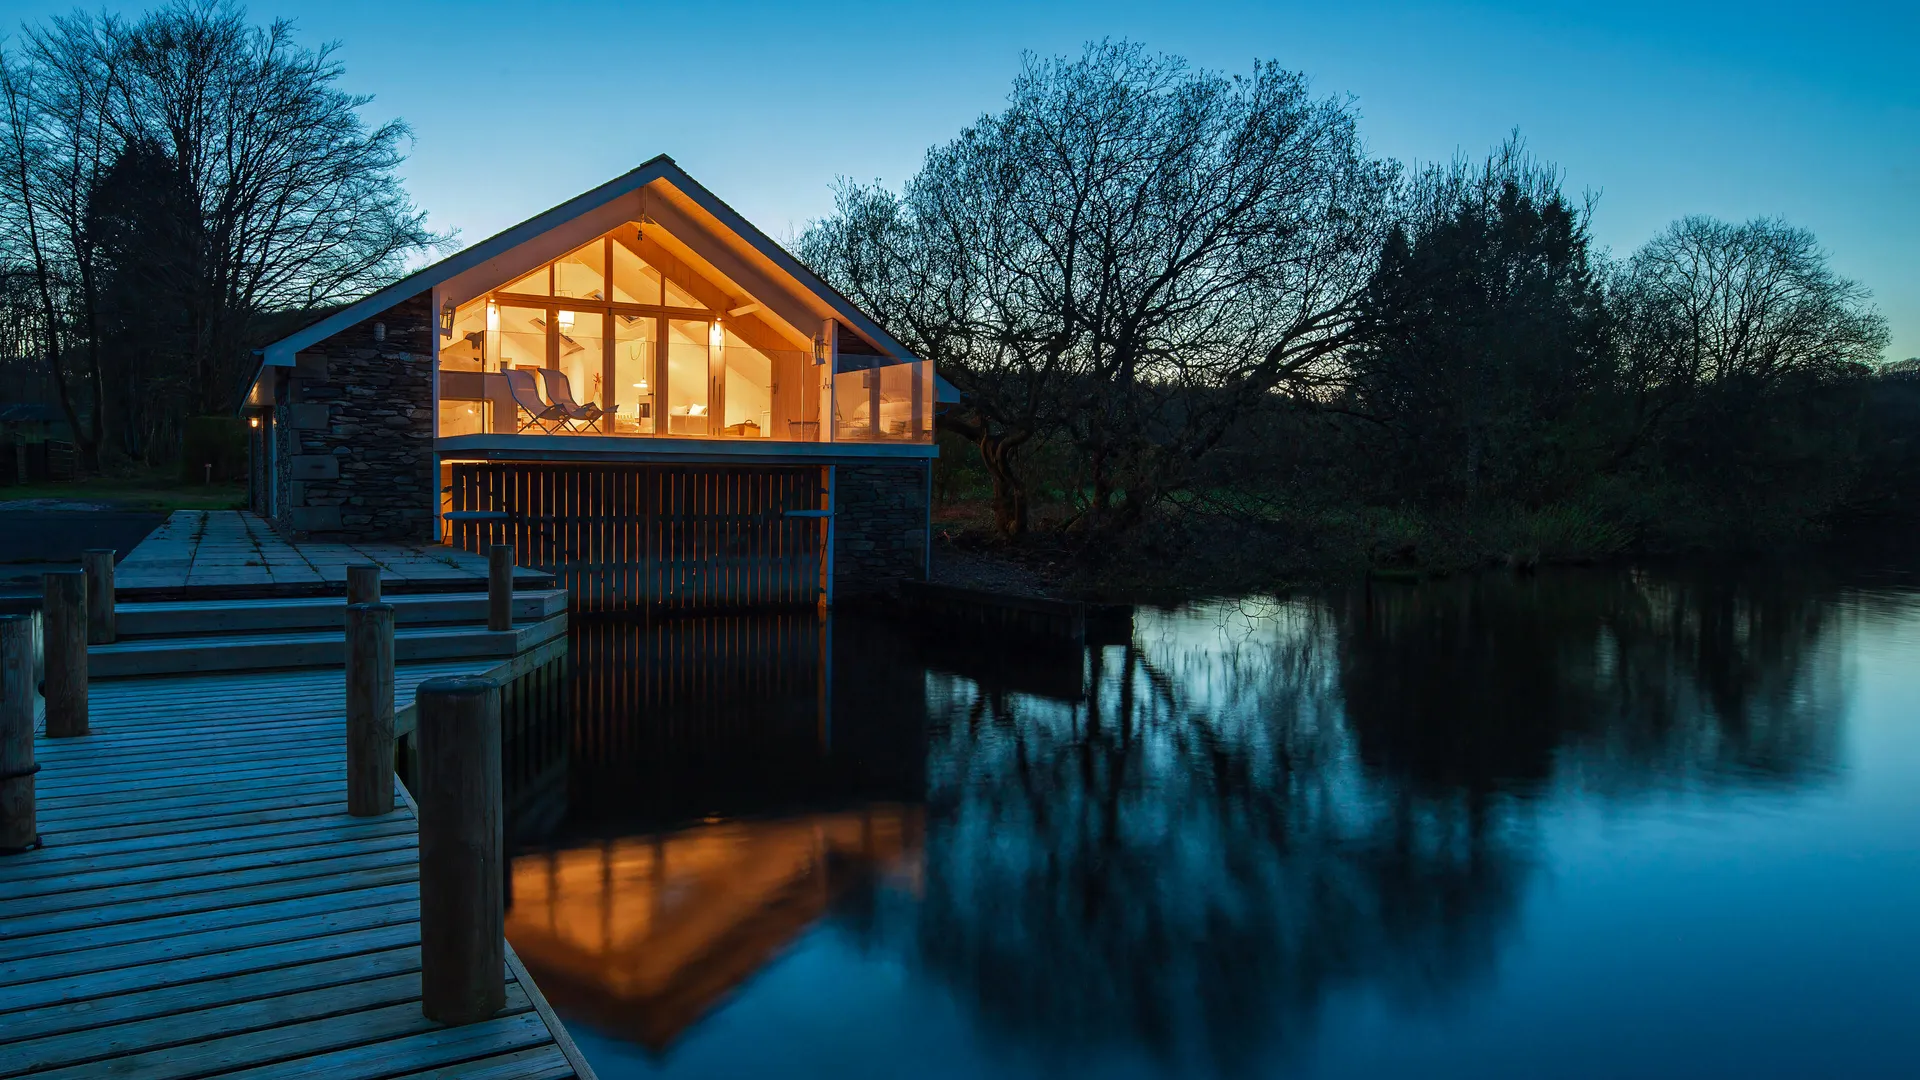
[
  {"left": 113, "top": 589, "right": 568, "bottom": 640},
  {"left": 88, "top": 613, "right": 569, "bottom": 678}
]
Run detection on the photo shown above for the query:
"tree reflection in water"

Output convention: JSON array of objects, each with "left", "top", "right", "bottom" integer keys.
[
  {"left": 513, "top": 567, "right": 1848, "bottom": 1074},
  {"left": 876, "top": 569, "right": 1843, "bottom": 1073}
]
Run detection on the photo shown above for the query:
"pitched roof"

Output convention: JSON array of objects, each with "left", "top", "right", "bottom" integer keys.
[{"left": 254, "top": 155, "right": 923, "bottom": 373}]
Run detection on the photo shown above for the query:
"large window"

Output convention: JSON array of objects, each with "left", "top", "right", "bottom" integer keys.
[
  {"left": 613, "top": 313, "right": 654, "bottom": 434},
  {"left": 664, "top": 319, "right": 710, "bottom": 435},
  {"left": 435, "top": 219, "right": 931, "bottom": 443}
]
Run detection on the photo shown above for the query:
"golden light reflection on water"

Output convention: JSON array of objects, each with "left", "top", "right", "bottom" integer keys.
[{"left": 507, "top": 806, "right": 924, "bottom": 1050}]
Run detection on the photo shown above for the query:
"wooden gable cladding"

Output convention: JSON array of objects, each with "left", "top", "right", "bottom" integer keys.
[{"left": 627, "top": 228, "right": 795, "bottom": 353}]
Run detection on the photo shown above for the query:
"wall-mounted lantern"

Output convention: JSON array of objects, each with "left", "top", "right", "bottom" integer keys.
[
  {"left": 440, "top": 303, "right": 455, "bottom": 338},
  {"left": 812, "top": 334, "right": 825, "bottom": 367}
]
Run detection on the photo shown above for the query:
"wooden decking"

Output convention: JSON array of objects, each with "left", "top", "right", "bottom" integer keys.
[{"left": 0, "top": 666, "right": 596, "bottom": 1079}]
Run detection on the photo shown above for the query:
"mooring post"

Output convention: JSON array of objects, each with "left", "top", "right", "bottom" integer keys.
[
  {"left": 347, "top": 564, "right": 382, "bottom": 607},
  {"left": 42, "top": 571, "right": 87, "bottom": 738},
  {"left": 0, "top": 614, "right": 39, "bottom": 854},
  {"left": 81, "top": 549, "right": 115, "bottom": 645},
  {"left": 415, "top": 675, "right": 505, "bottom": 1025},
  {"left": 345, "top": 602, "right": 395, "bottom": 817},
  {"left": 487, "top": 544, "right": 513, "bottom": 633}
]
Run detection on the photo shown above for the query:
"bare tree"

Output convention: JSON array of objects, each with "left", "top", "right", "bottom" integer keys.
[
  {"left": 0, "top": 12, "right": 122, "bottom": 469},
  {"left": 804, "top": 42, "right": 1395, "bottom": 536},
  {"left": 112, "top": 0, "right": 444, "bottom": 414},
  {"left": 0, "top": 0, "right": 443, "bottom": 469},
  {"left": 1618, "top": 216, "right": 1888, "bottom": 395}
]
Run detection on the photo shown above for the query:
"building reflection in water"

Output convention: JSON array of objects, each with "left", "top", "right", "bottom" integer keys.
[
  {"left": 503, "top": 611, "right": 930, "bottom": 1051},
  {"left": 507, "top": 807, "right": 923, "bottom": 1052}
]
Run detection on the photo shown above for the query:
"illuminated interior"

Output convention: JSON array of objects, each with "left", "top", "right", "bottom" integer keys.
[{"left": 434, "top": 219, "right": 932, "bottom": 444}]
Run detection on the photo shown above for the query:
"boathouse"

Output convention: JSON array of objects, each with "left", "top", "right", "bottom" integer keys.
[{"left": 244, "top": 156, "right": 945, "bottom": 609}]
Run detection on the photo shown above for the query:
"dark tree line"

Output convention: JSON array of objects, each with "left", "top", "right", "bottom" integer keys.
[
  {"left": 0, "top": 1, "right": 441, "bottom": 470},
  {"left": 803, "top": 42, "right": 1895, "bottom": 565}
]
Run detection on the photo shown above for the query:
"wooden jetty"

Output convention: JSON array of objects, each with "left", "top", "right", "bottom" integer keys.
[
  {"left": 0, "top": 511, "right": 595, "bottom": 1079},
  {"left": 0, "top": 666, "right": 596, "bottom": 1079}
]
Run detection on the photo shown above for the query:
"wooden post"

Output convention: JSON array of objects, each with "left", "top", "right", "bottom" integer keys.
[
  {"left": 345, "top": 602, "right": 395, "bottom": 817},
  {"left": 42, "top": 571, "right": 87, "bottom": 738},
  {"left": 0, "top": 614, "right": 38, "bottom": 854},
  {"left": 487, "top": 544, "right": 512, "bottom": 632},
  {"left": 82, "top": 549, "right": 115, "bottom": 645},
  {"left": 347, "top": 564, "right": 382, "bottom": 607},
  {"left": 415, "top": 675, "right": 505, "bottom": 1025}
]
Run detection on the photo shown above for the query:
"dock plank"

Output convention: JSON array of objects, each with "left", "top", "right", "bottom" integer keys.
[
  {"left": 0, "top": 875, "right": 419, "bottom": 955},
  {"left": 19, "top": 988, "right": 532, "bottom": 1080},
  {"left": 0, "top": 922, "right": 421, "bottom": 1013},
  {"left": 0, "top": 830, "right": 419, "bottom": 898},
  {"left": 0, "top": 846, "right": 420, "bottom": 920},
  {"left": 0, "top": 948, "right": 422, "bottom": 1046},
  {"left": 2, "top": 809, "right": 412, "bottom": 875},
  {"left": 0, "top": 662, "right": 590, "bottom": 1079},
  {"left": 0, "top": 880, "right": 418, "bottom": 960},
  {"left": 213, "top": 1009, "right": 553, "bottom": 1080},
  {"left": 0, "top": 972, "right": 424, "bottom": 1077}
]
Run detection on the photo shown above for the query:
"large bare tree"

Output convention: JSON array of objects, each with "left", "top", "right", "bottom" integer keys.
[
  {"left": 804, "top": 42, "right": 1396, "bottom": 536},
  {"left": 113, "top": 1, "right": 442, "bottom": 414},
  {"left": 0, "top": 0, "right": 441, "bottom": 466}
]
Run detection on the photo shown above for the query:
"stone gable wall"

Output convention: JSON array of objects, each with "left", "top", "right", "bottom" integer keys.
[
  {"left": 833, "top": 460, "right": 929, "bottom": 601},
  {"left": 270, "top": 292, "right": 436, "bottom": 542}
]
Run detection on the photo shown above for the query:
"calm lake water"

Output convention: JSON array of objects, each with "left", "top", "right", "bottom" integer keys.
[{"left": 503, "top": 559, "right": 1920, "bottom": 1079}]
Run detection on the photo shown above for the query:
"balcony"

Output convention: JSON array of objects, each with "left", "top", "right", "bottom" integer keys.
[{"left": 438, "top": 352, "right": 933, "bottom": 447}]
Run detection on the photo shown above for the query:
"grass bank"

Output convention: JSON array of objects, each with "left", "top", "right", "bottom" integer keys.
[{"left": 0, "top": 466, "right": 247, "bottom": 512}]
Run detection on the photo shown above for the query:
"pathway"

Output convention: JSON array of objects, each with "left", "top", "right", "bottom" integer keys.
[{"left": 115, "top": 511, "right": 549, "bottom": 595}]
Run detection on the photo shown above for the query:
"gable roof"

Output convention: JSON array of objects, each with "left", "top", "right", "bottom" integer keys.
[{"left": 253, "top": 155, "right": 924, "bottom": 377}]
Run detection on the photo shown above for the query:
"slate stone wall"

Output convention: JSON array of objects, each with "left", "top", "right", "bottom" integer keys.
[
  {"left": 833, "top": 460, "right": 929, "bottom": 601},
  {"left": 270, "top": 291, "right": 436, "bottom": 542}
]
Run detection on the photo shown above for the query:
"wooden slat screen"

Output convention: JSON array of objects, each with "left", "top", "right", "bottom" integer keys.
[{"left": 445, "top": 462, "right": 823, "bottom": 611}]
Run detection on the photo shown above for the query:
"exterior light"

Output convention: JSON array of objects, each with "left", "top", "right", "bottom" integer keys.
[
  {"left": 812, "top": 334, "right": 825, "bottom": 366},
  {"left": 440, "top": 303, "right": 455, "bottom": 337},
  {"left": 249, "top": 416, "right": 260, "bottom": 429}
]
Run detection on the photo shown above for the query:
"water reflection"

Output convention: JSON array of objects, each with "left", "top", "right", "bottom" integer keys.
[
  {"left": 1337, "top": 572, "right": 1844, "bottom": 796},
  {"left": 903, "top": 605, "right": 1527, "bottom": 1073},
  {"left": 507, "top": 808, "right": 923, "bottom": 1051},
  {"left": 507, "top": 564, "right": 1873, "bottom": 1077}
]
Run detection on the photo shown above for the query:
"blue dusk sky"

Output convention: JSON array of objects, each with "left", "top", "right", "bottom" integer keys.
[{"left": 3, "top": 0, "right": 1915, "bottom": 359}]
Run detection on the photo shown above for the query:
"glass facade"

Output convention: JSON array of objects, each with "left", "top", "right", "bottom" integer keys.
[{"left": 435, "top": 220, "right": 934, "bottom": 443}]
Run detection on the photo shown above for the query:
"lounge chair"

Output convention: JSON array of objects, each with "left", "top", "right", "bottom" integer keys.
[
  {"left": 534, "top": 369, "right": 614, "bottom": 432},
  {"left": 503, "top": 369, "right": 570, "bottom": 433}
]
